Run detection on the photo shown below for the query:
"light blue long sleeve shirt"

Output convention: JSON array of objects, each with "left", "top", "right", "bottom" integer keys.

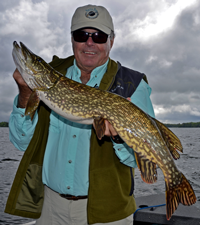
[{"left": 9, "top": 59, "right": 155, "bottom": 196}]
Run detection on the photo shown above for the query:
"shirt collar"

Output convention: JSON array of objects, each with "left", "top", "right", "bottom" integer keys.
[{"left": 73, "top": 59, "right": 109, "bottom": 80}]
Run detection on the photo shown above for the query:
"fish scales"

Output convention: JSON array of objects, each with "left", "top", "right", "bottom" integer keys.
[
  {"left": 12, "top": 41, "right": 196, "bottom": 220},
  {"left": 46, "top": 79, "right": 176, "bottom": 174}
]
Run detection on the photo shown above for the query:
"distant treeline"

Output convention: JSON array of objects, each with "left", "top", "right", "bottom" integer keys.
[
  {"left": 165, "top": 122, "right": 200, "bottom": 128},
  {"left": 0, "top": 122, "right": 8, "bottom": 127},
  {"left": 1, "top": 121, "right": 200, "bottom": 128}
]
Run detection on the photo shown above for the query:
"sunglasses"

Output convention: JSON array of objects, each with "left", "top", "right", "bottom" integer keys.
[{"left": 73, "top": 30, "right": 109, "bottom": 44}]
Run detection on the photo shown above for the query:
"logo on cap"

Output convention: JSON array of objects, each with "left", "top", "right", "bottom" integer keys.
[{"left": 85, "top": 8, "right": 99, "bottom": 19}]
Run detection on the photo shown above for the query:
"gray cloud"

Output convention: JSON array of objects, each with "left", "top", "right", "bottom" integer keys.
[
  {"left": 110, "top": 1, "right": 200, "bottom": 123},
  {"left": 0, "top": 0, "right": 200, "bottom": 124}
]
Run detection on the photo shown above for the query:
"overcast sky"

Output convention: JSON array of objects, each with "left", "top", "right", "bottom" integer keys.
[{"left": 0, "top": 0, "right": 200, "bottom": 123}]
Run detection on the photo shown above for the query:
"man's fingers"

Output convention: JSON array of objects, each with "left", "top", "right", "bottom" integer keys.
[
  {"left": 13, "top": 68, "right": 28, "bottom": 87},
  {"left": 104, "top": 120, "right": 117, "bottom": 137},
  {"left": 94, "top": 97, "right": 131, "bottom": 138}
]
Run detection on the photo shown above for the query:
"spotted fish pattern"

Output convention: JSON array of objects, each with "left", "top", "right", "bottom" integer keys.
[{"left": 12, "top": 41, "right": 196, "bottom": 220}]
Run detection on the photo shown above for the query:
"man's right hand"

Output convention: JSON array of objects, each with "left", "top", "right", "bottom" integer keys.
[{"left": 13, "top": 69, "right": 32, "bottom": 108}]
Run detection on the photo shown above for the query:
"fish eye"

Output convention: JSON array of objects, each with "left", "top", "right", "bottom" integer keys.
[{"left": 36, "top": 57, "right": 43, "bottom": 62}]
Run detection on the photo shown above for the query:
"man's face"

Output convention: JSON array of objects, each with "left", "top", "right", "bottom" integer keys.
[{"left": 72, "top": 28, "right": 114, "bottom": 72}]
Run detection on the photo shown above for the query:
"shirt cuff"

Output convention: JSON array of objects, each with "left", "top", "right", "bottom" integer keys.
[
  {"left": 9, "top": 95, "right": 38, "bottom": 151},
  {"left": 112, "top": 139, "right": 137, "bottom": 168},
  {"left": 12, "top": 95, "right": 26, "bottom": 115}
]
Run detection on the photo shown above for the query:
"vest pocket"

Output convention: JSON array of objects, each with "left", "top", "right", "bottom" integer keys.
[
  {"left": 88, "top": 166, "right": 136, "bottom": 222},
  {"left": 16, "top": 164, "right": 44, "bottom": 213}
]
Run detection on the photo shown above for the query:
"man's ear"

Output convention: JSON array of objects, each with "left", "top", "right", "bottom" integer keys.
[{"left": 110, "top": 37, "right": 114, "bottom": 49}]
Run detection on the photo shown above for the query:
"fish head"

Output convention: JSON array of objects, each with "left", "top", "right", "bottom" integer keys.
[{"left": 12, "top": 41, "right": 59, "bottom": 90}]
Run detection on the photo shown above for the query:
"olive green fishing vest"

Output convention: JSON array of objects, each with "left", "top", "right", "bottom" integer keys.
[{"left": 5, "top": 56, "right": 146, "bottom": 224}]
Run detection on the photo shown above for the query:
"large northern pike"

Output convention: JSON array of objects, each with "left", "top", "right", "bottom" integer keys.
[{"left": 12, "top": 41, "right": 196, "bottom": 220}]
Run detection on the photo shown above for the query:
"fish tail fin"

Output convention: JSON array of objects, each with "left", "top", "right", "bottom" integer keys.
[
  {"left": 176, "top": 174, "right": 196, "bottom": 206},
  {"left": 166, "top": 173, "right": 196, "bottom": 220}
]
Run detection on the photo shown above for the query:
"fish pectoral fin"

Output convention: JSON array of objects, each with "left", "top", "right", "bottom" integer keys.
[
  {"left": 165, "top": 173, "right": 196, "bottom": 220},
  {"left": 153, "top": 118, "right": 183, "bottom": 159},
  {"left": 135, "top": 152, "right": 157, "bottom": 184},
  {"left": 25, "top": 91, "right": 40, "bottom": 120},
  {"left": 93, "top": 117, "right": 106, "bottom": 140}
]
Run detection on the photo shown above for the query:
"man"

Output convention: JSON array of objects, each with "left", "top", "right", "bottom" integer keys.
[{"left": 5, "top": 4, "right": 155, "bottom": 225}]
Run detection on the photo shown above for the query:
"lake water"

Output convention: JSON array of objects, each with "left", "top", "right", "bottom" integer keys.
[{"left": 0, "top": 127, "right": 200, "bottom": 224}]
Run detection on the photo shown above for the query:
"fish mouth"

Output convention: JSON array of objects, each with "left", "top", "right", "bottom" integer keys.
[
  {"left": 12, "top": 41, "right": 36, "bottom": 88},
  {"left": 12, "top": 41, "right": 34, "bottom": 70},
  {"left": 12, "top": 41, "right": 25, "bottom": 74}
]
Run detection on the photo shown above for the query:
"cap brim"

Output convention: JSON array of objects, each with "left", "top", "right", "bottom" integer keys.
[{"left": 71, "top": 21, "right": 111, "bottom": 34}]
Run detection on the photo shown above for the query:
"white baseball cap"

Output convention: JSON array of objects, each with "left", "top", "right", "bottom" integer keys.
[{"left": 71, "top": 5, "right": 114, "bottom": 35}]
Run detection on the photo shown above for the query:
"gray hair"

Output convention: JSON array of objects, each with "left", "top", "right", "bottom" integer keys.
[{"left": 110, "top": 30, "right": 115, "bottom": 40}]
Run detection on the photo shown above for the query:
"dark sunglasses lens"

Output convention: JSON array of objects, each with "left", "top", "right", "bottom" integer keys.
[
  {"left": 73, "top": 30, "right": 108, "bottom": 43},
  {"left": 92, "top": 32, "right": 108, "bottom": 43},
  {"left": 73, "top": 31, "right": 88, "bottom": 42}
]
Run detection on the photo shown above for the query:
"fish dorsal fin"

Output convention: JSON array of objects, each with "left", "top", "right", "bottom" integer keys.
[
  {"left": 135, "top": 152, "right": 157, "bottom": 184},
  {"left": 153, "top": 118, "right": 183, "bottom": 159},
  {"left": 93, "top": 117, "right": 106, "bottom": 140},
  {"left": 25, "top": 91, "right": 40, "bottom": 120}
]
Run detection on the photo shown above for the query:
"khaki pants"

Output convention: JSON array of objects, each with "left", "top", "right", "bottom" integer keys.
[{"left": 36, "top": 186, "right": 133, "bottom": 225}]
